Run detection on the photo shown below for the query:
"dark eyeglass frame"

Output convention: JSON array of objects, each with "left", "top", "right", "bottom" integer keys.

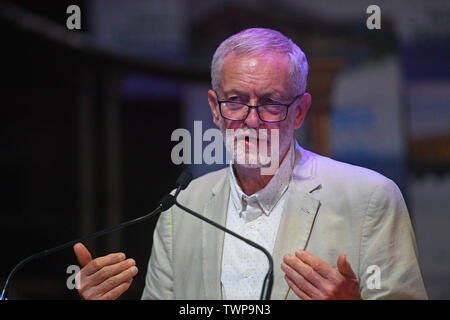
[{"left": 215, "top": 91, "right": 303, "bottom": 123}]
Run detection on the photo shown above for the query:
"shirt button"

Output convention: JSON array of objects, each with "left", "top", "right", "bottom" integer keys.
[{"left": 243, "top": 271, "right": 250, "bottom": 278}]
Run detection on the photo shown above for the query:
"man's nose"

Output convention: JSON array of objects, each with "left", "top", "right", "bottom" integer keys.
[{"left": 244, "top": 107, "right": 263, "bottom": 128}]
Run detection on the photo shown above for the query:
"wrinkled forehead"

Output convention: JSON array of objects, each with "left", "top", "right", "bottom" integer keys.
[
  {"left": 219, "top": 51, "right": 293, "bottom": 97},
  {"left": 222, "top": 50, "right": 290, "bottom": 70}
]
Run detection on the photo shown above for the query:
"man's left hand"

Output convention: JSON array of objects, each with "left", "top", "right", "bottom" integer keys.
[{"left": 281, "top": 250, "right": 362, "bottom": 300}]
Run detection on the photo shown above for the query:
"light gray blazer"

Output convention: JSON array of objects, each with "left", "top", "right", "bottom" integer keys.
[{"left": 142, "top": 143, "right": 427, "bottom": 300}]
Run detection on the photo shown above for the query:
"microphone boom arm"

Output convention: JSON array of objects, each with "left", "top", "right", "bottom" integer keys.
[{"left": 1, "top": 171, "right": 274, "bottom": 301}]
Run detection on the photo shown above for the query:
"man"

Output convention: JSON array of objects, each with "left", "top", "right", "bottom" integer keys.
[{"left": 73, "top": 28, "right": 427, "bottom": 300}]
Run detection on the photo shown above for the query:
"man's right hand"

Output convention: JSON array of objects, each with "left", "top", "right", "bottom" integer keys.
[{"left": 73, "top": 242, "right": 138, "bottom": 300}]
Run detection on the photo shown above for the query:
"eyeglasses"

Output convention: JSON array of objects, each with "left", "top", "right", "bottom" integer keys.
[{"left": 216, "top": 92, "right": 302, "bottom": 123}]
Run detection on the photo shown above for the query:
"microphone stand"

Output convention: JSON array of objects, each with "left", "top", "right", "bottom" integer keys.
[{"left": 1, "top": 171, "right": 274, "bottom": 301}]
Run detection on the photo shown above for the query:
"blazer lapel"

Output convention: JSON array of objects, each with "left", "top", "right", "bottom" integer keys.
[
  {"left": 271, "top": 187, "right": 321, "bottom": 299},
  {"left": 271, "top": 144, "right": 322, "bottom": 300},
  {"left": 202, "top": 172, "right": 230, "bottom": 299}
]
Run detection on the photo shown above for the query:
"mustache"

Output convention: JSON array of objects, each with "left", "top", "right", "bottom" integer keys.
[{"left": 230, "top": 129, "right": 273, "bottom": 142}]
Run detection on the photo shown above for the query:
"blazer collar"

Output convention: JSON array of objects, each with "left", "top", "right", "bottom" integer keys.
[{"left": 271, "top": 142, "right": 323, "bottom": 299}]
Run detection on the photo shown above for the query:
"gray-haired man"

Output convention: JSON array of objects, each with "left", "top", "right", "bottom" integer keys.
[{"left": 74, "top": 28, "right": 427, "bottom": 300}]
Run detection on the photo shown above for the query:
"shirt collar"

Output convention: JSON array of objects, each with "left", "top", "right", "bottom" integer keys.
[{"left": 228, "top": 140, "right": 295, "bottom": 221}]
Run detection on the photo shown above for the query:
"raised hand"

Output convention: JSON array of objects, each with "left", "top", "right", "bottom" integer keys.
[
  {"left": 281, "top": 250, "right": 362, "bottom": 300},
  {"left": 73, "top": 242, "right": 138, "bottom": 300}
]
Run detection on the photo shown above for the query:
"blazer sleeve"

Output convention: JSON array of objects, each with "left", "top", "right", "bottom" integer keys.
[
  {"left": 358, "top": 179, "right": 428, "bottom": 299},
  {"left": 141, "top": 208, "right": 175, "bottom": 300}
]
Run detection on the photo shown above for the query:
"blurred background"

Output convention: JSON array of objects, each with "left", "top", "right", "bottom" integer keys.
[{"left": 0, "top": 0, "right": 449, "bottom": 299}]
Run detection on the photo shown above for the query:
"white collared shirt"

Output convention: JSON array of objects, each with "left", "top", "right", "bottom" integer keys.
[{"left": 221, "top": 142, "right": 295, "bottom": 300}]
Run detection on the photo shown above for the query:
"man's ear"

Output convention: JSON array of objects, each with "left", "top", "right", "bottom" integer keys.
[
  {"left": 294, "top": 93, "right": 311, "bottom": 130},
  {"left": 208, "top": 89, "right": 221, "bottom": 128}
]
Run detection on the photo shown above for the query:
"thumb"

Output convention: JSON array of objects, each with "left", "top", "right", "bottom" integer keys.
[
  {"left": 73, "top": 242, "right": 92, "bottom": 268},
  {"left": 337, "top": 254, "right": 357, "bottom": 279}
]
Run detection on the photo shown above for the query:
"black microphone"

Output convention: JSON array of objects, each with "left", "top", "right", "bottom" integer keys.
[
  {"left": 170, "top": 173, "right": 274, "bottom": 300},
  {"left": 174, "top": 171, "right": 193, "bottom": 198},
  {"left": 0, "top": 185, "right": 178, "bottom": 300}
]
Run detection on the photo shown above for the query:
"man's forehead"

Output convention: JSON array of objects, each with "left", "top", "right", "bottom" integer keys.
[
  {"left": 222, "top": 51, "right": 289, "bottom": 69},
  {"left": 221, "top": 88, "right": 287, "bottom": 100},
  {"left": 219, "top": 52, "right": 292, "bottom": 98}
]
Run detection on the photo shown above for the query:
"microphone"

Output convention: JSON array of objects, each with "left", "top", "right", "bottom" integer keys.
[
  {"left": 0, "top": 186, "right": 178, "bottom": 300},
  {"left": 170, "top": 173, "right": 274, "bottom": 300},
  {"left": 174, "top": 171, "right": 193, "bottom": 198}
]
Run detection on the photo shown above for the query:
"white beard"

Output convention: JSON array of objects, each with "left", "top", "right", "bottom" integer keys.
[
  {"left": 218, "top": 108, "right": 297, "bottom": 173},
  {"left": 222, "top": 128, "right": 268, "bottom": 167},
  {"left": 221, "top": 126, "right": 292, "bottom": 175}
]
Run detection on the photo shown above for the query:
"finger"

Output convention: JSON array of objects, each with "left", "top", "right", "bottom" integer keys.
[
  {"left": 83, "top": 252, "right": 126, "bottom": 277},
  {"left": 337, "top": 254, "right": 357, "bottom": 279},
  {"left": 281, "top": 262, "right": 324, "bottom": 299},
  {"left": 100, "top": 279, "right": 133, "bottom": 300},
  {"left": 81, "top": 266, "right": 137, "bottom": 300},
  {"left": 94, "top": 266, "right": 138, "bottom": 296},
  {"left": 295, "top": 250, "right": 340, "bottom": 280},
  {"left": 73, "top": 242, "right": 92, "bottom": 268},
  {"left": 88, "top": 258, "right": 136, "bottom": 287},
  {"left": 284, "top": 275, "right": 312, "bottom": 300},
  {"left": 283, "top": 254, "right": 329, "bottom": 292}
]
